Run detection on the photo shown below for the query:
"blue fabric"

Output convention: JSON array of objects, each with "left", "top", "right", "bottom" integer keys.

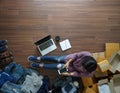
[
  {"left": 18, "top": 68, "right": 40, "bottom": 84},
  {"left": 1, "top": 81, "right": 21, "bottom": 93},
  {"left": 31, "top": 62, "right": 65, "bottom": 69},
  {"left": 29, "top": 56, "right": 66, "bottom": 69},
  {"left": 37, "top": 76, "right": 50, "bottom": 93},
  {"left": 40, "top": 56, "right": 65, "bottom": 69},
  {"left": 0, "top": 40, "right": 7, "bottom": 47},
  {"left": 0, "top": 45, "right": 7, "bottom": 53},
  {"left": 42, "top": 63, "right": 65, "bottom": 69},
  {"left": 31, "top": 63, "right": 40, "bottom": 68},
  {"left": 3, "top": 62, "right": 24, "bottom": 82},
  {"left": 41, "top": 56, "right": 65, "bottom": 63},
  {"left": 0, "top": 72, "right": 16, "bottom": 87},
  {"left": 28, "top": 55, "right": 38, "bottom": 62}
]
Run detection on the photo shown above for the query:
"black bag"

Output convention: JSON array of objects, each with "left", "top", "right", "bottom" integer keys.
[{"left": 52, "top": 76, "right": 84, "bottom": 93}]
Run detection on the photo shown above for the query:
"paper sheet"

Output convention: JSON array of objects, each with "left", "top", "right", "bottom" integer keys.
[{"left": 59, "top": 39, "right": 71, "bottom": 51}]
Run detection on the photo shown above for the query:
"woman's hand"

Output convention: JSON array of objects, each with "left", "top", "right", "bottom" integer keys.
[{"left": 64, "top": 59, "right": 73, "bottom": 69}]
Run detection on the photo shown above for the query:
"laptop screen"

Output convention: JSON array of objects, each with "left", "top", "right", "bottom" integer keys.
[
  {"left": 34, "top": 35, "right": 57, "bottom": 55},
  {"left": 38, "top": 39, "right": 53, "bottom": 51}
]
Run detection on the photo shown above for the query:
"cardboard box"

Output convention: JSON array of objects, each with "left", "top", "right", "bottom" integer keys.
[
  {"left": 98, "top": 78, "right": 108, "bottom": 85},
  {"left": 97, "top": 60, "right": 111, "bottom": 72},
  {"left": 92, "top": 52, "right": 106, "bottom": 62},
  {"left": 98, "top": 79, "right": 115, "bottom": 93},
  {"left": 112, "top": 74, "right": 120, "bottom": 93},
  {"left": 108, "top": 80, "right": 116, "bottom": 93},
  {"left": 94, "top": 71, "right": 108, "bottom": 78},
  {"left": 109, "top": 50, "right": 120, "bottom": 73},
  {"left": 83, "top": 86, "right": 96, "bottom": 93},
  {"left": 105, "top": 43, "right": 120, "bottom": 59},
  {"left": 92, "top": 53, "right": 98, "bottom": 61},
  {"left": 91, "top": 84, "right": 99, "bottom": 93},
  {"left": 81, "top": 77, "right": 94, "bottom": 87}
]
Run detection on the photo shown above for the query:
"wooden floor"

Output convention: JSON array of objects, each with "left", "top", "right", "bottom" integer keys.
[{"left": 0, "top": 0, "right": 120, "bottom": 92}]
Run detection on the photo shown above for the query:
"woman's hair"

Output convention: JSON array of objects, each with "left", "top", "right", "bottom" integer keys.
[{"left": 82, "top": 56, "right": 97, "bottom": 73}]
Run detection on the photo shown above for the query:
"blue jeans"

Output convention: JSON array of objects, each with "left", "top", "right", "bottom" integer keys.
[
  {"left": 0, "top": 72, "right": 16, "bottom": 87},
  {"left": 18, "top": 68, "right": 40, "bottom": 84},
  {"left": 0, "top": 40, "right": 7, "bottom": 47},
  {"left": 40, "top": 56, "right": 66, "bottom": 69},
  {"left": 1, "top": 81, "right": 21, "bottom": 93},
  {"left": 3, "top": 62, "right": 24, "bottom": 83},
  {"left": 37, "top": 75, "right": 50, "bottom": 93}
]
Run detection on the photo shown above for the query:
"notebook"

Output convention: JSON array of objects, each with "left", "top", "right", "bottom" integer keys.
[
  {"left": 59, "top": 39, "right": 72, "bottom": 51},
  {"left": 34, "top": 35, "right": 57, "bottom": 55}
]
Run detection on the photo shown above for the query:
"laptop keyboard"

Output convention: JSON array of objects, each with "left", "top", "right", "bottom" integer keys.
[{"left": 39, "top": 40, "right": 53, "bottom": 51}]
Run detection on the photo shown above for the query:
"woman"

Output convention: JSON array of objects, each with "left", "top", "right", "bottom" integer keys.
[{"left": 28, "top": 51, "right": 97, "bottom": 77}]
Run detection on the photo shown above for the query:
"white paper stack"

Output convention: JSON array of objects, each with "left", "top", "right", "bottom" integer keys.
[{"left": 59, "top": 39, "right": 71, "bottom": 51}]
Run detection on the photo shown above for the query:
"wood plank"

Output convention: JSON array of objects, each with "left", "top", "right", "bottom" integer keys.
[{"left": 0, "top": 0, "right": 120, "bottom": 92}]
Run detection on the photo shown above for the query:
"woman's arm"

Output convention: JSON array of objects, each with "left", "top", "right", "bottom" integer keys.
[
  {"left": 64, "top": 59, "right": 73, "bottom": 69},
  {"left": 61, "top": 72, "right": 74, "bottom": 76},
  {"left": 61, "top": 71, "right": 94, "bottom": 77},
  {"left": 73, "top": 71, "right": 94, "bottom": 77}
]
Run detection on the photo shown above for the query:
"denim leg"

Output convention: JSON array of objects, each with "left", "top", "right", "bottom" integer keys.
[
  {"left": 42, "top": 63, "right": 65, "bottom": 69},
  {"left": 40, "top": 56, "right": 66, "bottom": 63}
]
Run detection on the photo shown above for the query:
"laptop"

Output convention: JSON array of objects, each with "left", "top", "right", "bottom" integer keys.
[{"left": 34, "top": 35, "right": 57, "bottom": 55}]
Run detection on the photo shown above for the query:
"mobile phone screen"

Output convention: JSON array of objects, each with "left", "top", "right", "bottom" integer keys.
[{"left": 58, "top": 68, "right": 68, "bottom": 74}]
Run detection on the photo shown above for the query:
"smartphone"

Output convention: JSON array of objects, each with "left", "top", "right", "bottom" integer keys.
[{"left": 58, "top": 67, "right": 68, "bottom": 74}]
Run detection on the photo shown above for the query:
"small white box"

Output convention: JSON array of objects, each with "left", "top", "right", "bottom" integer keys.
[{"left": 59, "top": 39, "right": 71, "bottom": 51}]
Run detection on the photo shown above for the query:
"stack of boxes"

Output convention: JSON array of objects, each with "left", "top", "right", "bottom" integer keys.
[
  {"left": 0, "top": 40, "right": 14, "bottom": 70},
  {"left": 82, "top": 43, "right": 120, "bottom": 93}
]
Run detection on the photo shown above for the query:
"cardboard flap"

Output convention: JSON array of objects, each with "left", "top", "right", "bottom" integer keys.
[
  {"left": 109, "top": 51, "right": 120, "bottom": 73},
  {"left": 98, "top": 79, "right": 108, "bottom": 85}
]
